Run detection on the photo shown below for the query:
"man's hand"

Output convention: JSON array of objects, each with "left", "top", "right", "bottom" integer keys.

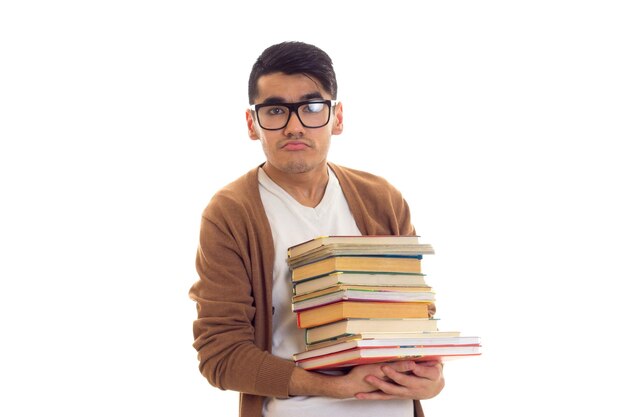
[
  {"left": 353, "top": 360, "right": 445, "bottom": 400},
  {"left": 289, "top": 360, "right": 444, "bottom": 400},
  {"left": 338, "top": 363, "right": 394, "bottom": 396}
]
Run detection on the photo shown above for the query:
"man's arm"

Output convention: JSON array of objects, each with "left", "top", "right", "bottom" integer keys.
[
  {"left": 288, "top": 365, "right": 379, "bottom": 398},
  {"left": 288, "top": 361, "right": 444, "bottom": 400},
  {"left": 190, "top": 195, "right": 294, "bottom": 397}
]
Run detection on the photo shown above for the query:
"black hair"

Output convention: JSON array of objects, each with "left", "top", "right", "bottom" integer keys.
[{"left": 248, "top": 41, "right": 338, "bottom": 104}]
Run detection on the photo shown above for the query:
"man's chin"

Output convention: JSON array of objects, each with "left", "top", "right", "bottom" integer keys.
[{"left": 283, "top": 162, "right": 314, "bottom": 174}]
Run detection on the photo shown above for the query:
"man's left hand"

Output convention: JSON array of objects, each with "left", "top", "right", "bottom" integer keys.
[{"left": 354, "top": 360, "right": 445, "bottom": 400}]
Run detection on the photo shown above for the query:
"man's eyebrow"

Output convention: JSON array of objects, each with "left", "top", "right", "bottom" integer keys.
[
  {"left": 259, "top": 93, "right": 325, "bottom": 105},
  {"left": 260, "top": 97, "right": 287, "bottom": 105},
  {"left": 300, "top": 92, "right": 324, "bottom": 101}
]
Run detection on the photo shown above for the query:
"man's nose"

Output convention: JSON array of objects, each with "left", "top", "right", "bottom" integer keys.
[{"left": 283, "top": 109, "right": 305, "bottom": 134}]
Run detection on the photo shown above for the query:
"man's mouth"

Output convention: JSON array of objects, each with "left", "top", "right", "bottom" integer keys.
[{"left": 282, "top": 141, "right": 310, "bottom": 151}]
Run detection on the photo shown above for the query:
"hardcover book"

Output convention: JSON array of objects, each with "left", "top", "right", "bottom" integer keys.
[
  {"left": 292, "top": 287, "right": 436, "bottom": 312},
  {"left": 295, "top": 336, "right": 481, "bottom": 361},
  {"left": 293, "top": 272, "right": 429, "bottom": 296},
  {"left": 304, "top": 318, "right": 440, "bottom": 344},
  {"left": 306, "top": 331, "right": 463, "bottom": 350},
  {"left": 295, "top": 344, "right": 482, "bottom": 370},
  {"left": 287, "top": 235, "right": 481, "bottom": 369},
  {"left": 292, "top": 256, "right": 423, "bottom": 283},
  {"left": 287, "top": 235, "right": 431, "bottom": 259},
  {"left": 287, "top": 235, "right": 434, "bottom": 269},
  {"left": 296, "top": 300, "right": 431, "bottom": 328}
]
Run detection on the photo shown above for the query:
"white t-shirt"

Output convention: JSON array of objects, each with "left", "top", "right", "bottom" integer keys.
[{"left": 258, "top": 167, "right": 413, "bottom": 417}]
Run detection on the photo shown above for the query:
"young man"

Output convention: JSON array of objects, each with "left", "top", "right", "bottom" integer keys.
[{"left": 189, "top": 41, "right": 444, "bottom": 417}]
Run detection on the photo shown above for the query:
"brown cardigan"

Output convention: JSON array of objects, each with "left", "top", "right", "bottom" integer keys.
[{"left": 189, "top": 163, "right": 425, "bottom": 417}]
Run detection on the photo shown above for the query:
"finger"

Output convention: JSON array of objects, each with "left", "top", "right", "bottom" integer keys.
[
  {"left": 417, "top": 359, "right": 442, "bottom": 367},
  {"left": 382, "top": 364, "right": 446, "bottom": 400},
  {"left": 355, "top": 390, "right": 399, "bottom": 400},
  {"left": 381, "top": 365, "right": 422, "bottom": 387},
  {"left": 381, "top": 359, "right": 442, "bottom": 374},
  {"left": 383, "top": 360, "right": 419, "bottom": 373},
  {"left": 411, "top": 361, "right": 443, "bottom": 380},
  {"left": 365, "top": 374, "right": 411, "bottom": 397}
]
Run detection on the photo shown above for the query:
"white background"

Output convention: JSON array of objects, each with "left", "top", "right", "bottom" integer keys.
[{"left": 1, "top": 1, "right": 625, "bottom": 416}]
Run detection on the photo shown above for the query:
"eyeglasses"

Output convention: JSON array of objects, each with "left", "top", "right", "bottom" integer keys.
[{"left": 250, "top": 100, "right": 337, "bottom": 131}]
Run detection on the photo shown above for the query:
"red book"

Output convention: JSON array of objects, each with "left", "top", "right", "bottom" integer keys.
[{"left": 295, "top": 340, "right": 481, "bottom": 370}]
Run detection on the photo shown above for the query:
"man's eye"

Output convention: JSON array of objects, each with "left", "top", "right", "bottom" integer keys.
[
  {"left": 302, "top": 103, "right": 324, "bottom": 113},
  {"left": 267, "top": 107, "right": 286, "bottom": 116}
]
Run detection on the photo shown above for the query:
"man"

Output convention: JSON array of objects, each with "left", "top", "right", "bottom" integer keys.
[{"left": 189, "top": 41, "right": 444, "bottom": 417}]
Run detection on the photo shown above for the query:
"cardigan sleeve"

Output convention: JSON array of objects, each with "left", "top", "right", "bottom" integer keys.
[{"left": 189, "top": 191, "right": 295, "bottom": 397}]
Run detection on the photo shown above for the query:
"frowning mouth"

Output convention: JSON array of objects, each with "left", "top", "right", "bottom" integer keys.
[{"left": 281, "top": 141, "right": 311, "bottom": 151}]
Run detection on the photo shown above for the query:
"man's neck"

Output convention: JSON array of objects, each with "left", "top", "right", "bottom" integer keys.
[{"left": 261, "top": 162, "right": 329, "bottom": 208}]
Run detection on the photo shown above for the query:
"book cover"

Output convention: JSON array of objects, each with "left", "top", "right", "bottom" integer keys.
[
  {"left": 293, "top": 284, "right": 433, "bottom": 302},
  {"left": 294, "top": 336, "right": 482, "bottom": 361},
  {"left": 306, "top": 331, "right": 463, "bottom": 350},
  {"left": 297, "top": 300, "right": 431, "bottom": 328},
  {"left": 295, "top": 345, "right": 482, "bottom": 370},
  {"left": 292, "top": 287, "right": 436, "bottom": 312},
  {"left": 287, "top": 235, "right": 426, "bottom": 259},
  {"left": 305, "top": 318, "right": 440, "bottom": 344},
  {"left": 288, "top": 240, "right": 434, "bottom": 269},
  {"left": 293, "top": 272, "right": 429, "bottom": 296},
  {"left": 292, "top": 256, "right": 423, "bottom": 283}
]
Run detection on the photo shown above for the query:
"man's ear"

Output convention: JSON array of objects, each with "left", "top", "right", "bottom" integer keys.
[
  {"left": 331, "top": 101, "right": 344, "bottom": 135},
  {"left": 246, "top": 109, "right": 259, "bottom": 140}
]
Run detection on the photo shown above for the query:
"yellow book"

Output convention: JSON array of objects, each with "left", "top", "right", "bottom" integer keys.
[
  {"left": 293, "top": 272, "right": 428, "bottom": 295},
  {"left": 292, "top": 256, "right": 422, "bottom": 283},
  {"left": 296, "top": 300, "right": 430, "bottom": 328}
]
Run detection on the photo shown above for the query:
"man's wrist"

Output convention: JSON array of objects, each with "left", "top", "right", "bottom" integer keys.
[{"left": 288, "top": 367, "right": 350, "bottom": 398}]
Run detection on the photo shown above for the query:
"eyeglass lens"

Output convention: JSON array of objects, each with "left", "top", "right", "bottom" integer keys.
[{"left": 257, "top": 102, "right": 330, "bottom": 130}]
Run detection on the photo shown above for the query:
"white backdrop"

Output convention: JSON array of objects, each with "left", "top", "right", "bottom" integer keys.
[{"left": 1, "top": 1, "right": 625, "bottom": 416}]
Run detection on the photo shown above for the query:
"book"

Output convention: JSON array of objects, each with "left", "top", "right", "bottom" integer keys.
[
  {"left": 297, "top": 300, "right": 431, "bottom": 328},
  {"left": 293, "top": 284, "right": 433, "bottom": 302},
  {"left": 305, "top": 318, "right": 440, "bottom": 345},
  {"left": 292, "top": 256, "right": 423, "bottom": 283},
  {"left": 295, "top": 336, "right": 481, "bottom": 361},
  {"left": 295, "top": 344, "right": 482, "bottom": 370},
  {"left": 293, "top": 272, "right": 428, "bottom": 296},
  {"left": 306, "top": 331, "right": 463, "bottom": 350},
  {"left": 287, "top": 235, "right": 481, "bottom": 370},
  {"left": 287, "top": 235, "right": 432, "bottom": 259},
  {"left": 288, "top": 236, "right": 434, "bottom": 269},
  {"left": 292, "top": 287, "right": 436, "bottom": 312}
]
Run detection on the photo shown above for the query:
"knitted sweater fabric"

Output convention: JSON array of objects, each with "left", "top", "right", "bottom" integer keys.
[{"left": 189, "top": 162, "right": 425, "bottom": 417}]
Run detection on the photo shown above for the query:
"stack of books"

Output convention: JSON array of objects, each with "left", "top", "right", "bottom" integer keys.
[{"left": 287, "top": 235, "right": 481, "bottom": 370}]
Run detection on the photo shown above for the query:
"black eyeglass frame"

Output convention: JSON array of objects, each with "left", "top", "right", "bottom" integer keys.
[{"left": 249, "top": 100, "right": 338, "bottom": 131}]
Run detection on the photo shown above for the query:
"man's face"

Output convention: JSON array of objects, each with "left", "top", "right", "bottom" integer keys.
[{"left": 246, "top": 72, "right": 343, "bottom": 175}]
